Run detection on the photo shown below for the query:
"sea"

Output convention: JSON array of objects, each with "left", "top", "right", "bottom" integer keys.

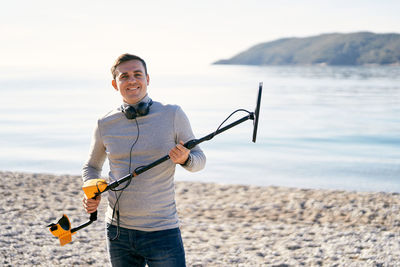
[{"left": 1, "top": 64, "right": 399, "bottom": 193}]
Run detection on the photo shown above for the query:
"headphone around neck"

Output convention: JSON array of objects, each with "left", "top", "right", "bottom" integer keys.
[{"left": 121, "top": 99, "right": 153, "bottom": 120}]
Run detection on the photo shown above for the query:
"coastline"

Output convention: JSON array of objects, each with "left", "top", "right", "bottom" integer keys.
[{"left": 1, "top": 171, "right": 399, "bottom": 266}]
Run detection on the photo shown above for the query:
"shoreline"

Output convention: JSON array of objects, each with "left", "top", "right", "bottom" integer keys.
[{"left": 1, "top": 171, "right": 399, "bottom": 266}]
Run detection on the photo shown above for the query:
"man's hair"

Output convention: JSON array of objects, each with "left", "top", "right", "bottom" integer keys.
[{"left": 111, "top": 53, "right": 148, "bottom": 79}]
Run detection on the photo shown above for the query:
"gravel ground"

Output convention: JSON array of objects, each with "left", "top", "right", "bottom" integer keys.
[{"left": 1, "top": 171, "right": 399, "bottom": 266}]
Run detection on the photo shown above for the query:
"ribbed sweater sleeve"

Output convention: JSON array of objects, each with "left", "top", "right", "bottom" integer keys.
[
  {"left": 173, "top": 106, "right": 206, "bottom": 172},
  {"left": 81, "top": 120, "right": 107, "bottom": 182}
]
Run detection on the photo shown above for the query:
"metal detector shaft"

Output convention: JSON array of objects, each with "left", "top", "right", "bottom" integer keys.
[
  {"left": 71, "top": 211, "right": 97, "bottom": 233},
  {"left": 99, "top": 113, "right": 254, "bottom": 195}
]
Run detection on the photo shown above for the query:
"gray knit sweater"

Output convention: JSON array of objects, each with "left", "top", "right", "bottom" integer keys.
[{"left": 82, "top": 95, "right": 206, "bottom": 231}]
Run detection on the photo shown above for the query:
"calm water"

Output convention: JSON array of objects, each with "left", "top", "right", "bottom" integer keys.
[{"left": 1, "top": 65, "right": 399, "bottom": 192}]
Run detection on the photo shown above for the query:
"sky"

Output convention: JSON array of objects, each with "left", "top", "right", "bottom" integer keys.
[{"left": 1, "top": 0, "right": 400, "bottom": 74}]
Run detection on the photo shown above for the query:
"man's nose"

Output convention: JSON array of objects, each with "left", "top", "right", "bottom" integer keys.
[{"left": 127, "top": 76, "right": 137, "bottom": 82}]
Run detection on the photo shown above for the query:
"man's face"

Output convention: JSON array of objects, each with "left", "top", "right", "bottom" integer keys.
[{"left": 112, "top": 60, "right": 149, "bottom": 105}]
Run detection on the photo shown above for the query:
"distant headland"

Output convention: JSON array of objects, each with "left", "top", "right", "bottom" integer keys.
[{"left": 214, "top": 32, "right": 400, "bottom": 66}]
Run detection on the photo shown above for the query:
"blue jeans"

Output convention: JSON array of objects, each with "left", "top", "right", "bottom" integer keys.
[{"left": 106, "top": 224, "right": 186, "bottom": 267}]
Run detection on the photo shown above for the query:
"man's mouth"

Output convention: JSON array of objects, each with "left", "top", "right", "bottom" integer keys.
[{"left": 127, "top": 87, "right": 139, "bottom": 91}]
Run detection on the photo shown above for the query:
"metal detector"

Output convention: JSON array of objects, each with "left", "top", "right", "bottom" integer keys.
[{"left": 48, "top": 82, "right": 263, "bottom": 246}]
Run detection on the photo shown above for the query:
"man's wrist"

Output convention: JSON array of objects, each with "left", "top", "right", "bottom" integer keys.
[{"left": 181, "top": 154, "right": 192, "bottom": 167}]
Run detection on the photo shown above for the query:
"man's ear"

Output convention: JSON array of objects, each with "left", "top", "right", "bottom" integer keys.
[
  {"left": 146, "top": 74, "right": 150, "bottom": 86},
  {"left": 112, "top": 80, "right": 118, "bottom": 91}
]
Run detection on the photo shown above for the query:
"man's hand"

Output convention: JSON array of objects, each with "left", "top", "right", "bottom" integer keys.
[
  {"left": 169, "top": 140, "right": 190, "bottom": 165},
  {"left": 83, "top": 195, "right": 101, "bottom": 214}
]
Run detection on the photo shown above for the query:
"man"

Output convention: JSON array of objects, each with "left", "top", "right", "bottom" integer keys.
[{"left": 82, "top": 53, "right": 206, "bottom": 266}]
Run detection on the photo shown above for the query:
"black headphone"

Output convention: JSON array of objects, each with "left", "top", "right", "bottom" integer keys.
[{"left": 121, "top": 99, "right": 153, "bottom": 120}]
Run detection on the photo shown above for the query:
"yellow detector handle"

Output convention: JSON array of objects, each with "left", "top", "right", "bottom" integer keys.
[{"left": 82, "top": 178, "right": 108, "bottom": 199}]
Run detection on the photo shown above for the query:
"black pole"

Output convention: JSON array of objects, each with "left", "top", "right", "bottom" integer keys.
[
  {"left": 71, "top": 211, "right": 97, "bottom": 233},
  {"left": 100, "top": 113, "right": 254, "bottom": 195}
]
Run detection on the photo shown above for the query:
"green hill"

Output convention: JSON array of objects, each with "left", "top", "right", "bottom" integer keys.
[{"left": 214, "top": 32, "right": 400, "bottom": 66}]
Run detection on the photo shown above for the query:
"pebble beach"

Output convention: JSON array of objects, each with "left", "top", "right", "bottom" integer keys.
[{"left": 1, "top": 171, "right": 400, "bottom": 266}]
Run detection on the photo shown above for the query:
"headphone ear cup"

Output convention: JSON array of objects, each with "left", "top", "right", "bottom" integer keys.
[
  {"left": 122, "top": 99, "right": 152, "bottom": 120},
  {"left": 123, "top": 106, "right": 137, "bottom": 120},
  {"left": 136, "top": 102, "right": 150, "bottom": 116}
]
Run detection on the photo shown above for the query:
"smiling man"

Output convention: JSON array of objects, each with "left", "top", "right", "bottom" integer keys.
[
  {"left": 111, "top": 58, "right": 149, "bottom": 105},
  {"left": 82, "top": 54, "right": 206, "bottom": 267}
]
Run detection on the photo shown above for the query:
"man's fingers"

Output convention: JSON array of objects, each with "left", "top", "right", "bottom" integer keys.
[
  {"left": 168, "top": 141, "right": 190, "bottom": 164},
  {"left": 171, "top": 147, "right": 187, "bottom": 158},
  {"left": 82, "top": 195, "right": 101, "bottom": 213},
  {"left": 177, "top": 141, "right": 188, "bottom": 151}
]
